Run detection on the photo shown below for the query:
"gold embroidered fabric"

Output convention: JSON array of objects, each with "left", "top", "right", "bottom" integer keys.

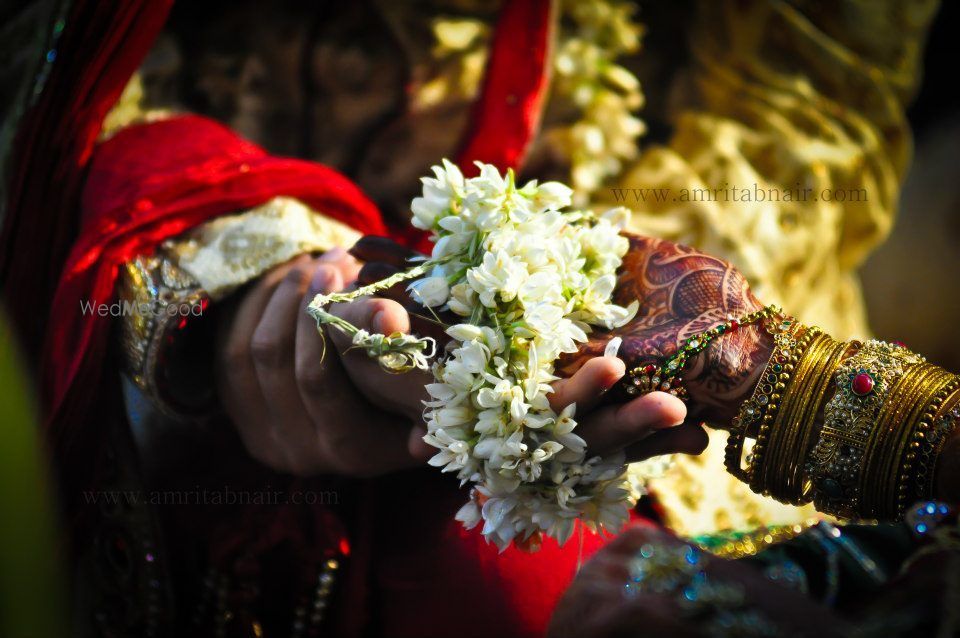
[
  {"left": 118, "top": 253, "right": 206, "bottom": 418},
  {"left": 614, "top": 0, "right": 938, "bottom": 536},
  {"left": 167, "top": 197, "right": 360, "bottom": 301},
  {"left": 119, "top": 196, "right": 360, "bottom": 414}
]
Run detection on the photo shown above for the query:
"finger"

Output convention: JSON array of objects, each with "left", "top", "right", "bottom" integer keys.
[
  {"left": 625, "top": 421, "right": 709, "bottom": 462},
  {"left": 356, "top": 261, "right": 420, "bottom": 311},
  {"left": 326, "top": 297, "right": 431, "bottom": 422},
  {"left": 349, "top": 235, "right": 419, "bottom": 267},
  {"left": 217, "top": 255, "right": 312, "bottom": 463},
  {"left": 326, "top": 296, "right": 411, "bottom": 352},
  {"left": 549, "top": 356, "right": 626, "bottom": 413},
  {"left": 251, "top": 259, "right": 327, "bottom": 473},
  {"left": 577, "top": 391, "right": 687, "bottom": 456},
  {"left": 297, "top": 269, "right": 421, "bottom": 475},
  {"left": 295, "top": 266, "right": 346, "bottom": 412},
  {"left": 318, "top": 246, "right": 361, "bottom": 283}
]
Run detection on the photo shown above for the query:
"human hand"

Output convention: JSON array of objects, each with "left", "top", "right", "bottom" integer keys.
[
  {"left": 214, "top": 248, "right": 425, "bottom": 477},
  {"left": 346, "top": 237, "right": 708, "bottom": 464},
  {"left": 558, "top": 234, "right": 772, "bottom": 427},
  {"left": 548, "top": 526, "right": 847, "bottom": 638}
]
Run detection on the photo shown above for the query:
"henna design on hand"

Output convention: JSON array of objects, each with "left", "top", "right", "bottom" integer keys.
[{"left": 560, "top": 234, "right": 774, "bottom": 426}]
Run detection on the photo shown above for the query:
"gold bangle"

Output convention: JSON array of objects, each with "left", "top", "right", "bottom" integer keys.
[
  {"left": 861, "top": 364, "right": 952, "bottom": 518},
  {"left": 807, "top": 340, "right": 925, "bottom": 518},
  {"left": 749, "top": 326, "right": 819, "bottom": 494},
  {"left": 915, "top": 386, "right": 960, "bottom": 503},
  {"left": 760, "top": 333, "right": 829, "bottom": 499},
  {"left": 781, "top": 337, "right": 849, "bottom": 504},
  {"left": 761, "top": 335, "right": 847, "bottom": 504},
  {"left": 725, "top": 316, "right": 797, "bottom": 481}
]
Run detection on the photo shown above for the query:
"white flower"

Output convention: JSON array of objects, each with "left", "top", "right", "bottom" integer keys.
[
  {"left": 424, "top": 428, "right": 473, "bottom": 473},
  {"left": 455, "top": 499, "right": 482, "bottom": 529},
  {"left": 466, "top": 250, "right": 528, "bottom": 307},
  {"left": 411, "top": 159, "right": 464, "bottom": 230},
  {"left": 407, "top": 276, "right": 450, "bottom": 307},
  {"left": 404, "top": 161, "right": 642, "bottom": 549},
  {"left": 530, "top": 181, "right": 573, "bottom": 212},
  {"left": 447, "top": 282, "right": 476, "bottom": 316}
]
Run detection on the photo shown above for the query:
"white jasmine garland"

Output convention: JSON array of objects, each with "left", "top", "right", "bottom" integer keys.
[{"left": 309, "top": 160, "right": 640, "bottom": 551}]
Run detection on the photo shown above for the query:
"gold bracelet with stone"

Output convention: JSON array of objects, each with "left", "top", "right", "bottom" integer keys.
[
  {"left": 859, "top": 364, "right": 953, "bottom": 519},
  {"left": 806, "top": 340, "right": 925, "bottom": 518},
  {"left": 724, "top": 317, "right": 802, "bottom": 483}
]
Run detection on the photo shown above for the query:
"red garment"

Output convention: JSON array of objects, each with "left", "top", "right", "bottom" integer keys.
[
  {"left": 0, "top": 0, "right": 174, "bottom": 359},
  {"left": 45, "top": 114, "right": 386, "bottom": 456},
  {"left": 456, "top": 0, "right": 554, "bottom": 175},
  {"left": 2, "top": 0, "right": 633, "bottom": 636}
]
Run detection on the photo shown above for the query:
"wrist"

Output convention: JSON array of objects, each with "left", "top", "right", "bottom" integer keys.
[{"left": 684, "top": 319, "right": 777, "bottom": 427}]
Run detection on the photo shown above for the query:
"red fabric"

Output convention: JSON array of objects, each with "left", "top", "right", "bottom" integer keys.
[
  {"left": 456, "top": 0, "right": 555, "bottom": 175},
  {"left": 336, "top": 469, "right": 641, "bottom": 638},
  {"left": 45, "top": 114, "right": 386, "bottom": 465},
  {"left": 0, "top": 0, "right": 174, "bottom": 359}
]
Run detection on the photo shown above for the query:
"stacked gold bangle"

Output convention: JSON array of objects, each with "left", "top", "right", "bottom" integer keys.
[
  {"left": 807, "top": 340, "right": 925, "bottom": 517},
  {"left": 724, "top": 316, "right": 802, "bottom": 483},
  {"left": 726, "top": 329, "right": 959, "bottom": 521},
  {"left": 761, "top": 334, "right": 849, "bottom": 504},
  {"left": 746, "top": 325, "right": 818, "bottom": 495}
]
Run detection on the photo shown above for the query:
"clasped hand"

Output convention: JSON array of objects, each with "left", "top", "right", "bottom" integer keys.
[{"left": 215, "top": 240, "right": 708, "bottom": 478}]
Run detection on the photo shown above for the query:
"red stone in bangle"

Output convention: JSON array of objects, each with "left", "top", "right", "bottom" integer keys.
[{"left": 852, "top": 372, "right": 875, "bottom": 396}]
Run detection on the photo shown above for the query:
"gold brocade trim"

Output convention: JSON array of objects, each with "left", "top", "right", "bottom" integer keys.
[
  {"left": 119, "top": 196, "right": 360, "bottom": 414},
  {"left": 118, "top": 255, "right": 206, "bottom": 419},
  {"left": 168, "top": 197, "right": 361, "bottom": 302}
]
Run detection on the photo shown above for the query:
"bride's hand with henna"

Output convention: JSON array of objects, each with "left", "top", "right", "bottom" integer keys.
[{"left": 559, "top": 233, "right": 773, "bottom": 427}]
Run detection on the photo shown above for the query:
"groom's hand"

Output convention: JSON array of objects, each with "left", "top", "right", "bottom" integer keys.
[{"left": 215, "top": 248, "right": 426, "bottom": 478}]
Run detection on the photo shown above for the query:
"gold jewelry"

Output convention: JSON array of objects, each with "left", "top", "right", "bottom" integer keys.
[
  {"left": 807, "top": 340, "right": 925, "bottom": 518},
  {"left": 725, "top": 316, "right": 799, "bottom": 481},
  {"left": 118, "top": 254, "right": 208, "bottom": 418},
  {"left": 915, "top": 393, "right": 960, "bottom": 504},
  {"left": 761, "top": 333, "right": 828, "bottom": 500},
  {"left": 764, "top": 335, "right": 849, "bottom": 504},
  {"left": 860, "top": 364, "right": 952, "bottom": 518},
  {"left": 626, "top": 305, "right": 780, "bottom": 402},
  {"left": 896, "top": 375, "right": 960, "bottom": 516},
  {"left": 624, "top": 541, "right": 782, "bottom": 636},
  {"left": 748, "top": 326, "right": 819, "bottom": 494}
]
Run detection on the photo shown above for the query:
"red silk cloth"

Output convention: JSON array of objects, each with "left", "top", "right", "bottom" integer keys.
[
  {"left": 456, "top": 0, "right": 555, "bottom": 175},
  {"left": 0, "top": 0, "right": 174, "bottom": 359}
]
